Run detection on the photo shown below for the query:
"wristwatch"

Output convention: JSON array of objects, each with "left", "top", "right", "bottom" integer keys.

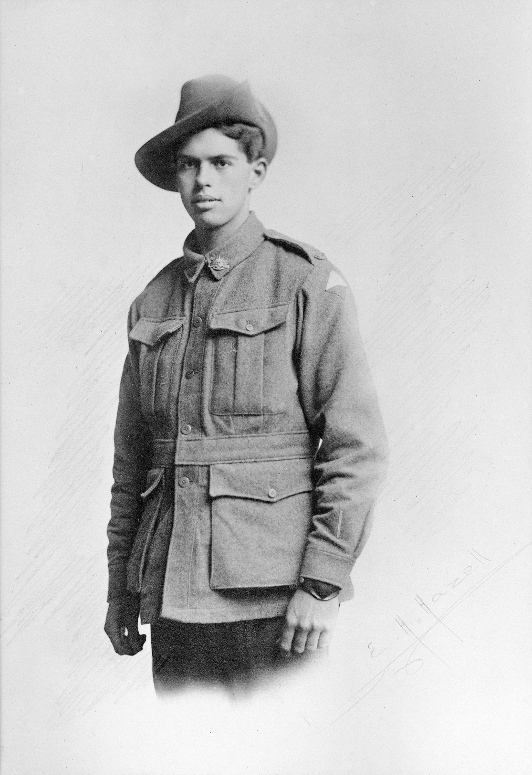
[{"left": 299, "top": 577, "right": 340, "bottom": 601}]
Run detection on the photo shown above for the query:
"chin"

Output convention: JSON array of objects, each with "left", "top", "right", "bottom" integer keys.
[{"left": 194, "top": 212, "right": 230, "bottom": 229}]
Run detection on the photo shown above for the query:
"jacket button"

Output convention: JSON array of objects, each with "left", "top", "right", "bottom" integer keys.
[
  {"left": 245, "top": 323, "right": 254, "bottom": 332},
  {"left": 178, "top": 476, "right": 190, "bottom": 488},
  {"left": 268, "top": 488, "right": 277, "bottom": 499},
  {"left": 181, "top": 424, "right": 192, "bottom": 435},
  {"left": 185, "top": 369, "right": 196, "bottom": 379},
  {"left": 192, "top": 316, "right": 202, "bottom": 328},
  {"left": 237, "top": 318, "right": 246, "bottom": 329}
]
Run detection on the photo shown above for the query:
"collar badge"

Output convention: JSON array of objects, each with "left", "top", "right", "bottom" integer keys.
[{"left": 206, "top": 254, "right": 230, "bottom": 272}]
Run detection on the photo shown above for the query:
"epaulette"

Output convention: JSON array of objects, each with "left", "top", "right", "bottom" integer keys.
[{"left": 263, "top": 229, "right": 327, "bottom": 264}]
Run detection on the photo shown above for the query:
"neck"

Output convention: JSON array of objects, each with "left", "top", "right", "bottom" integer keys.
[{"left": 194, "top": 209, "right": 250, "bottom": 254}]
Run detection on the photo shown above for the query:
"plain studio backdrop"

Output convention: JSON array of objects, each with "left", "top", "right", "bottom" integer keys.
[{"left": 1, "top": 2, "right": 531, "bottom": 774}]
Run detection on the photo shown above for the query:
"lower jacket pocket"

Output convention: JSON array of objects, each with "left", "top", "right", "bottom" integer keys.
[
  {"left": 127, "top": 468, "right": 166, "bottom": 594},
  {"left": 208, "top": 458, "right": 314, "bottom": 589}
]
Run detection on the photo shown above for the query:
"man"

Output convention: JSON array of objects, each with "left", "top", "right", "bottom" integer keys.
[{"left": 105, "top": 75, "right": 388, "bottom": 693}]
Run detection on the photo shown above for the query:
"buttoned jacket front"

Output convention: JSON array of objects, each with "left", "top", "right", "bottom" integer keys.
[{"left": 107, "top": 214, "right": 388, "bottom": 614}]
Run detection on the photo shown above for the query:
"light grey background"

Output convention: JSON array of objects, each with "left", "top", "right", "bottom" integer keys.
[{"left": 1, "top": 1, "right": 531, "bottom": 773}]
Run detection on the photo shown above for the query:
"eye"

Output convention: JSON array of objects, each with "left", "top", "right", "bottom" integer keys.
[
  {"left": 213, "top": 159, "right": 230, "bottom": 168},
  {"left": 176, "top": 158, "right": 196, "bottom": 171}
]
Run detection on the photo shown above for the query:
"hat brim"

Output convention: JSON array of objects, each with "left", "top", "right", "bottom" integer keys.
[{"left": 135, "top": 81, "right": 277, "bottom": 192}]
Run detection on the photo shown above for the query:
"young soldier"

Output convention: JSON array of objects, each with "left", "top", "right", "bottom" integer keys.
[{"left": 104, "top": 75, "right": 388, "bottom": 692}]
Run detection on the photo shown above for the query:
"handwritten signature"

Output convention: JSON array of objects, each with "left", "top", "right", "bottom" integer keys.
[
  {"left": 320, "top": 541, "right": 531, "bottom": 727},
  {"left": 367, "top": 547, "right": 491, "bottom": 666}
]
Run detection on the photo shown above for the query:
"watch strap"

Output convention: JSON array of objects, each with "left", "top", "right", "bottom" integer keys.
[{"left": 299, "top": 577, "right": 340, "bottom": 601}]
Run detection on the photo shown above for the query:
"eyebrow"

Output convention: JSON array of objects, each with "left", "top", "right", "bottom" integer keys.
[{"left": 175, "top": 153, "right": 239, "bottom": 162}]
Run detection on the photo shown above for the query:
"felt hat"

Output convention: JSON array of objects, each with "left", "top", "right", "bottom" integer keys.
[{"left": 134, "top": 75, "right": 277, "bottom": 191}]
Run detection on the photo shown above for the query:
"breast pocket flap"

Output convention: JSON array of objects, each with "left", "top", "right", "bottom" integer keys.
[
  {"left": 208, "top": 304, "right": 289, "bottom": 336},
  {"left": 129, "top": 317, "right": 185, "bottom": 346}
]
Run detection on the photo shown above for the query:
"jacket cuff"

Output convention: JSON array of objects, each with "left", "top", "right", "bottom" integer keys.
[
  {"left": 338, "top": 578, "right": 354, "bottom": 603},
  {"left": 107, "top": 563, "right": 130, "bottom": 602},
  {"left": 300, "top": 546, "right": 354, "bottom": 590}
]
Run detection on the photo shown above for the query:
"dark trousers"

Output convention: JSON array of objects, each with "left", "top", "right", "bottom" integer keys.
[{"left": 151, "top": 616, "right": 325, "bottom": 695}]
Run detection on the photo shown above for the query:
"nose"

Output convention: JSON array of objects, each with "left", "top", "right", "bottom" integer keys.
[{"left": 196, "top": 161, "right": 213, "bottom": 187}]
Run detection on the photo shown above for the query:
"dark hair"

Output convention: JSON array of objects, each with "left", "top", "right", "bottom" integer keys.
[
  {"left": 212, "top": 123, "right": 265, "bottom": 162},
  {"left": 175, "top": 122, "right": 265, "bottom": 163}
]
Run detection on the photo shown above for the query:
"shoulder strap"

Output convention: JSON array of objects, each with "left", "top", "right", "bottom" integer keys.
[{"left": 263, "top": 229, "right": 326, "bottom": 264}]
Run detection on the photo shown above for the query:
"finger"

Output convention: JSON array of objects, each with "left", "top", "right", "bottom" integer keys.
[
  {"left": 121, "top": 641, "right": 140, "bottom": 656},
  {"left": 292, "top": 627, "right": 309, "bottom": 654},
  {"left": 106, "top": 624, "right": 128, "bottom": 655},
  {"left": 120, "top": 626, "right": 145, "bottom": 656},
  {"left": 125, "top": 621, "right": 145, "bottom": 645},
  {"left": 127, "top": 632, "right": 146, "bottom": 654},
  {"left": 304, "top": 628, "right": 321, "bottom": 653},
  {"left": 119, "top": 625, "right": 138, "bottom": 655},
  {"left": 317, "top": 628, "right": 333, "bottom": 651},
  {"left": 279, "top": 623, "right": 296, "bottom": 652}
]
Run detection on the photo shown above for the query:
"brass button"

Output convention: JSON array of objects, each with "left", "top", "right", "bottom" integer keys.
[
  {"left": 178, "top": 476, "right": 190, "bottom": 488},
  {"left": 268, "top": 488, "right": 277, "bottom": 499},
  {"left": 185, "top": 369, "right": 196, "bottom": 379},
  {"left": 181, "top": 424, "right": 192, "bottom": 435},
  {"left": 192, "top": 316, "right": 202, "bottom": 328},
  {"left": 245, "top": 323, "right": 254, "bottom": 332}
]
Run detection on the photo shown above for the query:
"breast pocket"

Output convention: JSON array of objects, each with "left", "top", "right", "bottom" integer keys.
[
  {"left": 208, "top": 304, "right": 289, "bottom": 416},
  {"left": 209, "top": 458, "right": 314, "bottom": 589},
  {"left": 129, "top": 316, "right": 185, "bottom": 418}
]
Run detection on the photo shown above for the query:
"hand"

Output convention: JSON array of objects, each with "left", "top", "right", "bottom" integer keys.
[
  {"left": 280, "top": 588, "right": 339, "bottom": 655},
  {"left": 104, "top": 599, "right": 146, "bottom": 656}
]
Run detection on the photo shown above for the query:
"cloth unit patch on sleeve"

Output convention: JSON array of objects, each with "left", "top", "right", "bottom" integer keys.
[{"left": 325, "top": 270, "right": 349, "bottom": 297}]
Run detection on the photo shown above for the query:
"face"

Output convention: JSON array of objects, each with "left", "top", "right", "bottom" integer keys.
[{"left": 175, "top": 128, "right": 267, "bottom": 234}]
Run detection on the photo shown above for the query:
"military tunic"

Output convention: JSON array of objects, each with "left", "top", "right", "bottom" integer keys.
[{"left": 107, "top": 213, "right": 388, "bottom": 624}]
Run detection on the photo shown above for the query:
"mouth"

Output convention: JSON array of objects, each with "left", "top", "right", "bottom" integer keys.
[{"left": 192, "top": 196, "right": 220, "bottom": 204}]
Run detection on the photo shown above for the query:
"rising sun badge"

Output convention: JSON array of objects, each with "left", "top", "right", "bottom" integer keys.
[{"left": 206, "top": 255, "right": 230, "bottom": 272}]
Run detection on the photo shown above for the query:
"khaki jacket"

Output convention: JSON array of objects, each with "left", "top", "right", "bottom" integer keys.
[{"left": 107, "top": 214, "right": 388, "bottom": 604}]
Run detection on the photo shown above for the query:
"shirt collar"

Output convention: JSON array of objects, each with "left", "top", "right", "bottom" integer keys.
[{"left": 182, "top": 212, "right": 265, "bottom": 282}]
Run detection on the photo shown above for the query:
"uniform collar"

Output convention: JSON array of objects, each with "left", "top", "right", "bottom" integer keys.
[{"left": 182, "top": 212, "right": 265, "bottom": 282}]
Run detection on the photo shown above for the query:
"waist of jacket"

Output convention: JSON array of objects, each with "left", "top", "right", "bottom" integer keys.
[{"left": 148, "top": 431, "right": 318, "bottom": 467}]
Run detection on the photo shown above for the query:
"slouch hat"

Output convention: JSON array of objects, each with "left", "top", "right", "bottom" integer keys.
[{"left": 135, "top": 74, "right": 277, "bottom": 191}]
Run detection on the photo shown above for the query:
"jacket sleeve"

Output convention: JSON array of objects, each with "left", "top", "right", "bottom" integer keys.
[
  {"left": 106, "top": 304, "right": 150, "bottom": 602},
  {"left": 296, "top": 263, "right": 388, "bottom": 590}
]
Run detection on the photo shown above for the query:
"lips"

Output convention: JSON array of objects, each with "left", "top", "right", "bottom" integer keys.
[{"left": 192, "top": 196, "right": 220, "bottom": 204}]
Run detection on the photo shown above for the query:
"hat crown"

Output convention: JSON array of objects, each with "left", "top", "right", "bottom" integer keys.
[{"left": 176, "top": 75, "right": 242, "bottom": 123}]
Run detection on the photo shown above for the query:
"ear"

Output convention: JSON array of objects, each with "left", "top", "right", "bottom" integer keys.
[{"left": 248, "top": 157, "right": 268, "bottom": 192}]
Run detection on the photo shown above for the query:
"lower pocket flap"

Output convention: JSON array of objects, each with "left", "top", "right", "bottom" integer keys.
[{"left": 209, "top": 458, "right": 313, "bottom": 502}]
